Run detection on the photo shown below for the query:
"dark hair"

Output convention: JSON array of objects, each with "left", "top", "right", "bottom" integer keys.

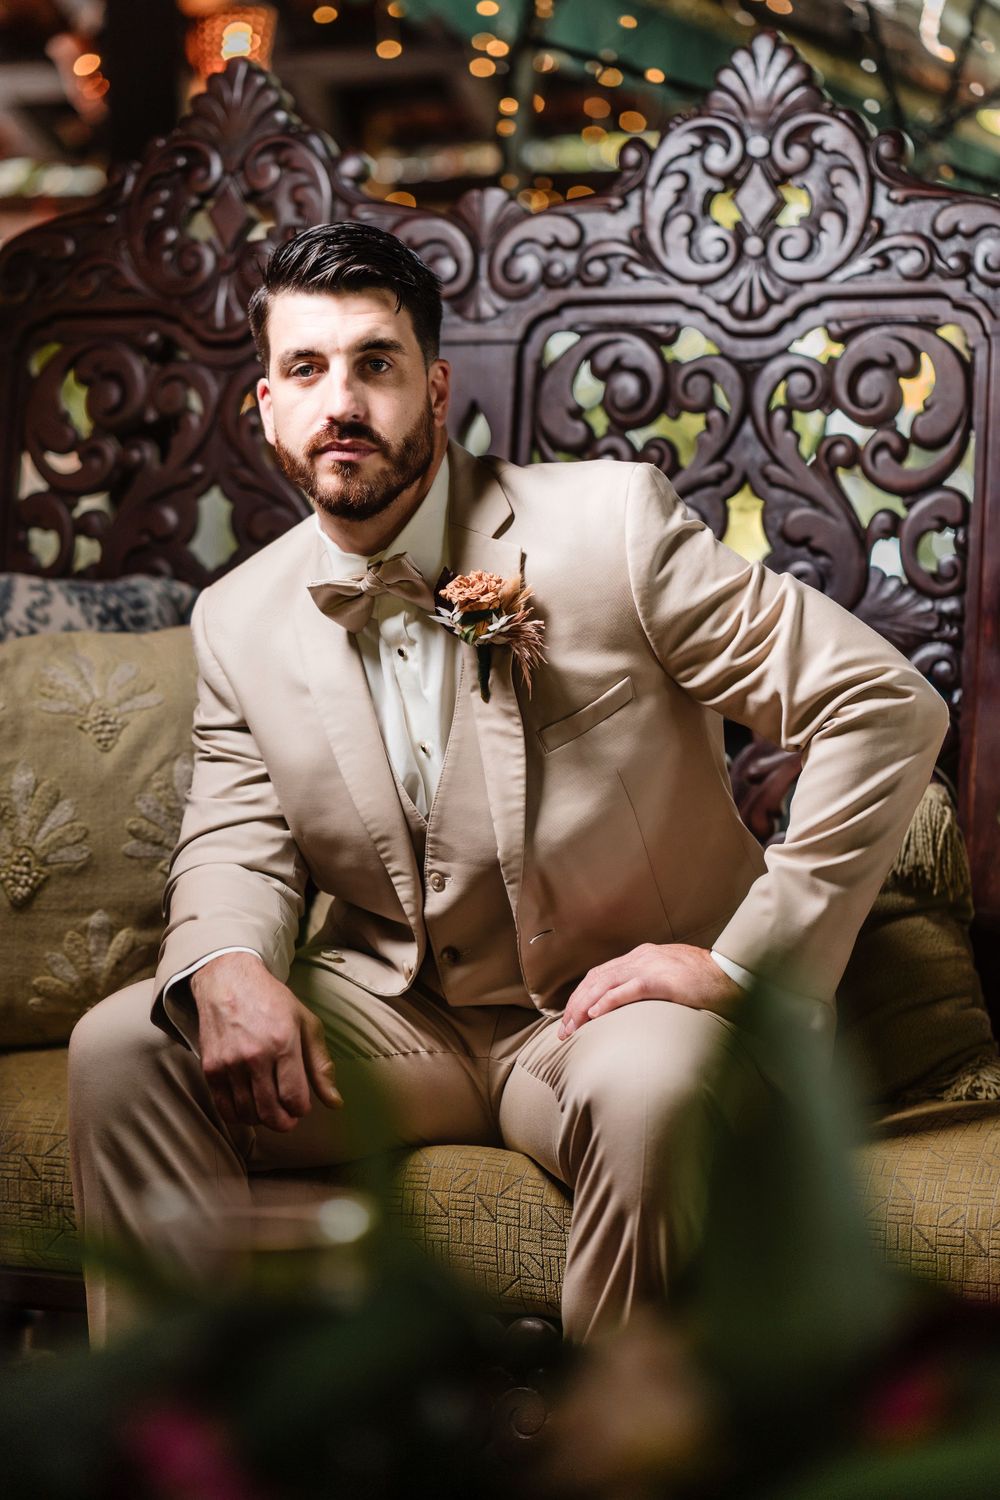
[{"left": 247, "top": 222, "right": 443, "bottom": 370}]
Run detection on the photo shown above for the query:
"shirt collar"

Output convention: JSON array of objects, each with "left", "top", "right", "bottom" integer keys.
[{"left": 313, "top": 452, "right": 450, "bottom": 586}]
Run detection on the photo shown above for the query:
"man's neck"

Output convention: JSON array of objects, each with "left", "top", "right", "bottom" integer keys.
[{"left": 315, "top": 432, "right": 449, "bottom": 558}]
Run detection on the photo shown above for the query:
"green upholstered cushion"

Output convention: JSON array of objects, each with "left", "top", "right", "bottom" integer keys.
[
  {"left": 11, "top": 1044, "right": 1000, "bottom": 1313},
  {"left": 857, "top": 1100, "right": 1000, "bottom": 1300},
  {"left": 0, "top": 1045, "right": 78, "bottom": 1273},
  {"left": 0, "top": 627, "right": 197, "bottom": 1045},
  {"left": 835, "top": 783, "right": 999, "bottom": 1107}
]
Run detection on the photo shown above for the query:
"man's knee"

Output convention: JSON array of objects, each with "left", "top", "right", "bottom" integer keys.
[
  {"left": 69, "top": 979, "right": 170, "bottom": 1116},
  {"left": 569, "top": 1002, "right": 728, "bottom": 1118}
]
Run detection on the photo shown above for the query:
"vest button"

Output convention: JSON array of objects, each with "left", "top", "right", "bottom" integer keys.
[
  {"left": 428, "top": 871, "right": 446, "bottom": 892},
  {"left": 440, "top": 945, "right": 460, "bottom": 965}
]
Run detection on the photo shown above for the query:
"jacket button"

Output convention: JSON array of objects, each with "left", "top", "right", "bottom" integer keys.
[
  {"left": 440, "top": 945, "right": 460, "bottom": 965},
  {"left": 322, "top": 949, "right": 344, "bottom": 964},
  {"left": 428, "top": 871, "right": 446, "bottom": 892}
]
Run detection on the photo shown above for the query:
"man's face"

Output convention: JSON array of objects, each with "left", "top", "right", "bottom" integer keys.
[{"left": 256, "top": 287, "right": 450, "bottom": 523}]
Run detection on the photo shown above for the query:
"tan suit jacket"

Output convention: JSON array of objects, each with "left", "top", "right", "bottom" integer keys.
[{"left": 153, "top": 442, "right": 948, "bottom": 1031}]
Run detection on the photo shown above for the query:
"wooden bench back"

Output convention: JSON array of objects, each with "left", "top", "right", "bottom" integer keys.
[{"left": 3, "top": 32, "right": 998, "bottom": 922}]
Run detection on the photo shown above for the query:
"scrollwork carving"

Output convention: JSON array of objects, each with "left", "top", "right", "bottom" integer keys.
[{"left": 641, "top": 32, "right": 872, "bottom": 317}]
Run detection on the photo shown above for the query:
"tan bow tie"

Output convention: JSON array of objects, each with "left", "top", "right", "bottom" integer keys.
[{"left": 308, "top": 552, "right": 437, "bottom": 632}]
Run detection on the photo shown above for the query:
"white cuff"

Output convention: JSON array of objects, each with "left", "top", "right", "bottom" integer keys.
[
  {"left": 710, "top": 948, "right": 834, "bottom": 1037},
  {"left": 163, "top": 947, "right": 262, "bottom": 1000}
]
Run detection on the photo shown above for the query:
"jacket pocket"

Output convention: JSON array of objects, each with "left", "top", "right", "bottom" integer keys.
[{"left": 538, "top": 675, "right": 634, "bottom": 754}]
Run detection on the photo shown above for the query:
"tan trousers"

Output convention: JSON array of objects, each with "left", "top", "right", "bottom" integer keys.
[{"left": 68, "top": 962, "right": 770, "bottom": 1347}]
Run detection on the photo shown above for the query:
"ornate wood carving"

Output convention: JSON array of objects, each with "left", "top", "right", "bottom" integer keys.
[{"left": 1, "top": 34, "right": 998, "bottom": 919}]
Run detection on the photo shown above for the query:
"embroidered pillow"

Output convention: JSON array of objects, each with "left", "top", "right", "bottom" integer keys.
[
  {"left": 836, "top": 782, "right": 999, "bottom": 1107},
  {"left": 0, "top": 628, "right": 197, "bottom": 1044},
  {"left": 0, "top": 573, "right": 198, "bottom": 642}
]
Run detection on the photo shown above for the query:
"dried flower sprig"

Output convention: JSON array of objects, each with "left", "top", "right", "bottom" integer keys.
[{"left": 434, "top": 569, "right": 546, "bottom": 702}]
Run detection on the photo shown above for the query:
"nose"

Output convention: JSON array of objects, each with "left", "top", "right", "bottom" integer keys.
[{"left": 320, "top": 361, "right": 366, "bottom": 427}]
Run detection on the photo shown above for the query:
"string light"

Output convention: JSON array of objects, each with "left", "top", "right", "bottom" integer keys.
[
  {"left": 72, "top": 53, "right": 101, "bottom": 76},
  {"left": 619, "top": 110, "right": 647, "bottom": 131},
  {"left": 497, "top": 118, "right": 516, "bottom": 135},
  {"left": 385, "top": 190, "right": 416, "bottom": 205},
  {"left": 472, "top": 32, "right": 493, "bottom": 48},
  {"left": 312, "top": 4, "right": 337, "bottom": 20},
  {"left": 534, "top": 52, "right": 557, "bottom": 72},
  {"left": 375, "top": 0, "right": 403, "bottom": 61},
  {"left": 486, "top": 38, "right": 509, "bottom": 56},
  {"left": 387, "top": 1, "right": 406, "bottom": 14},
  {"left": 185, "top": 7, "right": 277, "bottom": 75},
  {"left": 644, "top": 66, "right": 665, "bottom": 82},
  {"left": 470, "top": 57, "right": 496, "bottom": 76},
  {"left": 499, "top": 96, "right": 518, "bottom": 113},
  {"left": 766, "top": 0, "right": 793, "bottom": 13},
  {"left": 597, "top": 66, "right": 623, "bottom": 86},
  {"left": 970, "top": 80, "right": 985, "bottom": 96},
  {"left": 618, "top": 14, "right": 637, "bottom": 26},
  {"left": 533, "top": 93, "right": 545, "bottom": 111},
  {"left": 566, "top": 185, "right": 594, "bottom": 199},
  {"left": 583, "top": 96, "right": 611, "bottom": 118},
  {"left": 581, "top": 125, "right": 607, "bottom": 143},
  {"left": 500, "top": 171, "right": 519, "bottom": 189},
  {"left": 477, "top": 0, "right": 500, "bottom": 11}
]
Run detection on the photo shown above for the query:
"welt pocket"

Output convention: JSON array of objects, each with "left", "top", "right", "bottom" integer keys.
[{"left": 538, "top": 675, "right": 635, "bottom": 753}]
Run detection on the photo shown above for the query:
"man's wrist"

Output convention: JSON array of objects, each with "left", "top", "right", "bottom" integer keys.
[{"left": 190, "top": 950, "right": 265, "bottom": 1005}]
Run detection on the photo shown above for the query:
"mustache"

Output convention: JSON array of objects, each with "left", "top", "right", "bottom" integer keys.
[{"left": 305, "top": 423, "right": 384, "bottom": 458}]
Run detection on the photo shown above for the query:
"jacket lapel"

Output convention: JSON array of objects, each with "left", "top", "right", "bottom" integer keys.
[
  {"left": 296, "top": 536, "right": 423, "bottom": 937},
  {"left": 445, "top": 444, "right": 529, "bottom": 934}
]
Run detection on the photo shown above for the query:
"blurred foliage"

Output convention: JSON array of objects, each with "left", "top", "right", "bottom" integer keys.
[{"left": 5, "top": 984, "right": 1000, "bottom": 1497}]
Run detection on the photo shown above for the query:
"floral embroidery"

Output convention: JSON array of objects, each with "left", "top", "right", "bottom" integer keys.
[
  {"left": 29, "top": 909, "right": 152, "bottom": 1017},
  {"left": 0, "top": 762, "right": 90, "bottom": 909},
  {"left": 123, "top": 752, "right": 193, "bottom": 876},
  {"left": 37, "top": 651, "right": 163, "bottom": 751}
]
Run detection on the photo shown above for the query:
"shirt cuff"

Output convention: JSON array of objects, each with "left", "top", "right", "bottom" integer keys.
[
  {"left": 710, "top": 948, "right": 834, "bottom": 1038},
  {"left": 163, "top": 947, "right": 263, "bottom": 1000}
]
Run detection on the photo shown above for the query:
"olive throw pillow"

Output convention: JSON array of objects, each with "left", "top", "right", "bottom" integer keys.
[
  {"left": 0, "top": 627, "right": 197, "bottom": 1044},
  {"left": 836, "top": 781, "right": 1000, "bottom": 1107}
]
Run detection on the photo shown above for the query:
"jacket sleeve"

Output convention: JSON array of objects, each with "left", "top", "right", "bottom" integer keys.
[
  {"left": 151, "top": 589, "right": 308, "bottom": 1043},
  {"left": 625, "top": 462, "right": 950, "bottom": 1002}
]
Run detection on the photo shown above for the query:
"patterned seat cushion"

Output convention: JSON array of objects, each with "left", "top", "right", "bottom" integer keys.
[{"left": 7, "top": 1046, "right": 1000, "bottom": 1311}]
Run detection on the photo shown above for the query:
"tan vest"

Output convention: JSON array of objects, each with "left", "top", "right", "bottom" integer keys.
[{"left": 393, "top": 655, "right": 532, "bottom": 1009}]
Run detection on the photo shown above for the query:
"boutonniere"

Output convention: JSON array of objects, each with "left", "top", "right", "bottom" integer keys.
[{"left": 434, "top": 569, "right": 546, "bottom": 703}]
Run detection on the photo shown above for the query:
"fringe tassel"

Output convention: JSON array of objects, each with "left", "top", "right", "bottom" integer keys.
[
  {"left": 884, "top": 781, "right": 971, "bottom": 905},
  {"left": 898, "top": 1055, "right": 1000, "bottom": 1107}
]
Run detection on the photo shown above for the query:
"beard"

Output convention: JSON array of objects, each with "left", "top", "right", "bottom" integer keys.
[{"left": 273, "top": 402, "right": 437, "bottom": 523}]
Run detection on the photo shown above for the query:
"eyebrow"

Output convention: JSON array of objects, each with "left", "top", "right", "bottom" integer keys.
[{"left": 276, "top": 336, "right": 408, "bottom": 373}]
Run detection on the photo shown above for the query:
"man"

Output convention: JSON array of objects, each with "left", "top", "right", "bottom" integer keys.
[{"left": 68, "top": 223, "right": 949, "bottom": 1347}]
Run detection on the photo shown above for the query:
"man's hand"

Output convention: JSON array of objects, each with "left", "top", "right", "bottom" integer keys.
[
  {"left": 190, "top": 953, "right": 342, "bottom": 1131},
  {"left": 557, "top": 943, "right": 742, "bottom": 1041}
]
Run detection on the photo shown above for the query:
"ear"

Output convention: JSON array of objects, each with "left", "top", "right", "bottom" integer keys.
[
  {"left": 428, "top": 358, "right": 450, "bottom": 428},
  {"left": 257, "top": 376, "right": 275, "bottom": 445}
]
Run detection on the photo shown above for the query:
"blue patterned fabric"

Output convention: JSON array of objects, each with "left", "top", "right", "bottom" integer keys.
[{"left": 0, "top": 574, "right": 198, "bottom": 642}]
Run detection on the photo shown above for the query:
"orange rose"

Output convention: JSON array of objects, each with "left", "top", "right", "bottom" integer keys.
[{"left": 440, "top": 569, "right": 505, "bottom": 612}]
